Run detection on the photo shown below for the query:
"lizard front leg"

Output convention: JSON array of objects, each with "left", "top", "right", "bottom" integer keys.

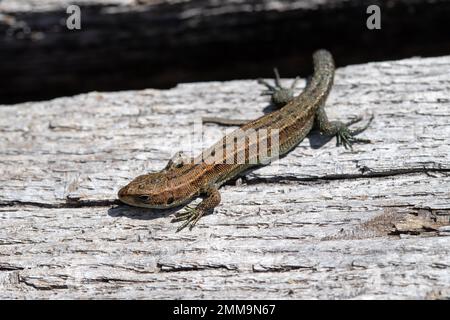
[{"left": 171, "top": 185, "right": 221, "bottom": 232}]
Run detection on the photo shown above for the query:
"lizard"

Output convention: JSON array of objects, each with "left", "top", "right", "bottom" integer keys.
[{"left": 118, "top": 49, "right": 373, "bottom": 232}]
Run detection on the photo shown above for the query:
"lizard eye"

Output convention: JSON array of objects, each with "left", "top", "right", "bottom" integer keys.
[{"left": 138, "top": 195, "right": 150, "bottom": 202}]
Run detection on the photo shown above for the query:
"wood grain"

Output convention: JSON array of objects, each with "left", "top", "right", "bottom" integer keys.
[{"left": 0, "top": 54, "right": 449, "bottom": 299}]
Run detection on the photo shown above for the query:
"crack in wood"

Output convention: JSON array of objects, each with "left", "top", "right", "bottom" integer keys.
[{"left": 1, "top": 168, "right": 448, "bottom": 209}]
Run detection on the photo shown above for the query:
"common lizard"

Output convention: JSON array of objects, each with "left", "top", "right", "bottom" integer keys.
[{"left": 118, "top": 50, "right": 373, "bottom": 231}]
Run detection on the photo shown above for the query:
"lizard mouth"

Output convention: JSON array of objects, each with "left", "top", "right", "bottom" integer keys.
[{"left": 118, "top": 193, "right": 147, "bottom": 208}]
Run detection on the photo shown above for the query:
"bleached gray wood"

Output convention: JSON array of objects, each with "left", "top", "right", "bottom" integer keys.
[{"left": 0, "top": 55, "right": 449, "bottom": 299}]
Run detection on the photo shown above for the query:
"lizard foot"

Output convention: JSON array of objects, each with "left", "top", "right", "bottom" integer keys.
[
  {"left": 258, "top": 68, "right": 299, "bottom": 107},
  {"left": 171, "top": 206, "right": 205, "bottom": 232},
  {"left": 337, "top": 114, "right": 374, "bottom": 150}
]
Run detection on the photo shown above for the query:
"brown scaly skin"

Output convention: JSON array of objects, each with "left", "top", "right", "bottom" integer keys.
[{"left": 118, "top": 50, "right": 373, "bottom": 232}]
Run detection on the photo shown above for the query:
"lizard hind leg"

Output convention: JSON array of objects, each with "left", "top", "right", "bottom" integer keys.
[
  {"left": 258, "top": 68, "right": 299, "bottom": 107},
  {"left": 315, "top": 105, "right": 374, "bottom": 150}
]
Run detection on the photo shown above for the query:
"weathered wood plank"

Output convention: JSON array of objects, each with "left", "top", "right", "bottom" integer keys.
[
  {"left": 0, "top": 55, "right": 449, "bottom": 205},
  {"left": 0, "top": 174, "right": 449, "bottom": 299},
  {"left": 0, "top": 55, "right": 449, "bottom": 299}
]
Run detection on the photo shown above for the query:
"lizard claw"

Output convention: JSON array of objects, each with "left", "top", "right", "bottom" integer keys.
[
  {"left": 349, "top": 114, "right": 374, "bottom": 136},
  {"left": 171, "top": 205, "right": 194, "bottom": 221},
  {"left": 336, "top": 128, "right": 371, "bottom": 150},
  {"left": 171, "top": 206, "right": 204, "bottom": 232},
  {"left": 336, "top": 114, "right": 374, "bottom": 150}
]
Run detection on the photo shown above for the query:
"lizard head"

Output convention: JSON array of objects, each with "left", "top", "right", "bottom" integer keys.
[{"left": 118, "top": 172, "right": 180, "bottom": 209}]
